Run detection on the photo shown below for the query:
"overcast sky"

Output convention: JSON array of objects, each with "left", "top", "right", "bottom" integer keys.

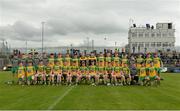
[{"left": 0, "top": 0, "right": 180, "bottom": 48}]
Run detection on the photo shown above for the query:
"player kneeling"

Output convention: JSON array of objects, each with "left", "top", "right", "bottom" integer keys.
[
  {"left": 70, "top": 61, "right": 79, "bottom": 85},
  {"left": 53, "top": 61, "right": 62, "bottom": 85},
  {"left": 97, "top": 61, "right": 107, "bottom": 85},
  {"left": 112, "top": 61, "right": 125, "bottom": 86},
  {"left": 122, "top": 64, "right": 131, "bottom": 85},
  {"left": 45, "top": 62, "right": 52, "bottom": 85},
  {"left": 79, "top": 62, "right": 89, "bottom": 84},
  {"left": 17, "top": 62, "right": 26, "bottom": 85},
  {"left": 147, "top": 62, "right": 160, "bottom": 86},
  {"left": 26, "top": 62, "right": 36, "bottom": 85}
]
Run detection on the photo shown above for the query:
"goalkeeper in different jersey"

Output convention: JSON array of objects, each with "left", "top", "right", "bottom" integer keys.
[
  {"left": 26, "top": 61, "right": 36, "bottom": 85},
  {"left": 52, "top": 61, "right": 62, "bottom": 85},
  {"left": 16, "top": 62, "right": 26, "bottom": 85}
]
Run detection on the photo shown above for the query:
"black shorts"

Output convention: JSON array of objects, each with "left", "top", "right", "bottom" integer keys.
[
  {"left": 62, "top": 74, "right": 67, "bottom": 79},
  {"left": 108, "top": 74, "right": 112, "bottom": 79}
]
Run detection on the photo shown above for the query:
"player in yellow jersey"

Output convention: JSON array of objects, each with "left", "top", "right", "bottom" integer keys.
[
  {"left": 145, "top": 53, "right": 153, "bottom": 68},
  {"left": 64, "top": 53, "right": 71, "bottom": 66},
  {"left": 147, "top": 62, "right": 160, "bottom": 86},
  {"left": 26, "top": 61, "right": 36, "bottom": 85},
  {"left": 137, "top": 63, "right": 148, "bottom": 86},
  {"left": 71, "top": 54, "right": 79, "bottom": 67},
  {"left": 122, "top": 64, "right": 131, "bottom": 85},
  {"left": 48, "top": 53, "right": 55, "bottom": 68},
  {"left": 112, "top": 61, "right": 124, "bottom": 86},
  {"left": 121, "top": 54, "right": 128, "bottom": 67},
  {"left": 136, "top": 54, "right": 144, "bottom": 68},
  {"left": 88, "top": 52, "right": 97, "bottom": 66},
  {"left": 56, "top": 53, "right": 63, "bottom": 67},
  {"left": 36, "top": 60, "right": 45, "bottom": 84},
  {"left": 79, "top": 53, "right": 87, "bottom": 66},
  {"left": 45, "top": 62, "right": 53, "bottom": 85},
  {"left": 52, "top": 61, "right": 62, "bottom": 85},
  {"left": 112, "top": 53, "right": 120, "bottom": 67},
  {"left": 79, "top": 62, "right": 89, "bottom": 83},
  {"left": 105, "top": 52, "right": 112, "bottom": 67},
  {"left": 16, "top": 62, "right": 26, "bottom": 85},
  {"left": 97, "top": 61, "right": 106, "bottom": 85},
  {"left": 62, "top": 61, "right": 70, "bottom": 85},
  {"left": 70, "top": 61, "right": 79, "bottom": 85},
  {"left": 88, "top": 61, "right": 98, "bottom": 85},
  {"left": 153, "top": 53, "right": 163, "bottom": 78},
  {"left": 97, "top": 52, "right": 105, "bottom": 67},
  {"left": 105, "top": 62, "right": 113, "bottom": 85}
]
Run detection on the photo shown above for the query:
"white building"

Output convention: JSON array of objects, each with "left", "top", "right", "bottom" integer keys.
[{"left": 128, "top": 23, "right": 175, "bottom": 53}]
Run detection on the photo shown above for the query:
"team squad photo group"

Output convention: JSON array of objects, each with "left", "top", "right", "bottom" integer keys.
[{"left": 11, "top": 49, "right": 163, "bottom": 86}]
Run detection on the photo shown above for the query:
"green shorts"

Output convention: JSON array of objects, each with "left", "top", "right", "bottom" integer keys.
[
  {"left": 150, "top": 76, "right": 157, "bottom": 80},
  {"left": 11, "top": 67, "right": 17, "bottom": 74},
  {"left": 156, "top": 68, "right": 161, "bottom": 74},
  {"left": 139, "top": 76, "right": 145, "bottom": 81},
  {"left": 27, "top": 76, "right": 33, "bottom": 81}
]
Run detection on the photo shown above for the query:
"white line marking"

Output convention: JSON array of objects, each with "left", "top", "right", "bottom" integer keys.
[{"left": 48, "top": 86, "right": 75, "bottom": 110}]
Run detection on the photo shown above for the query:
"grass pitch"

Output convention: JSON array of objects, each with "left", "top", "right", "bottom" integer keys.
[{"left": 0, "top": 71, "right": 180, "bottom": 110}]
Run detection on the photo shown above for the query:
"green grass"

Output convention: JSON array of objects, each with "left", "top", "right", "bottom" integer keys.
[{"left": 0, "top": 71, "right": 180, "bottom": 110}]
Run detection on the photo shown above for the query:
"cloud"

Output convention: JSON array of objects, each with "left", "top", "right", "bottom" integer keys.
[{"left": 0, "top": 0, "right": 180, "bottom": 48}]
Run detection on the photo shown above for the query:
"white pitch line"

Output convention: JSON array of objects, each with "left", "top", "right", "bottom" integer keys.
[{"left": 47, "top": 86, "right": 75, "bottom": 110}]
